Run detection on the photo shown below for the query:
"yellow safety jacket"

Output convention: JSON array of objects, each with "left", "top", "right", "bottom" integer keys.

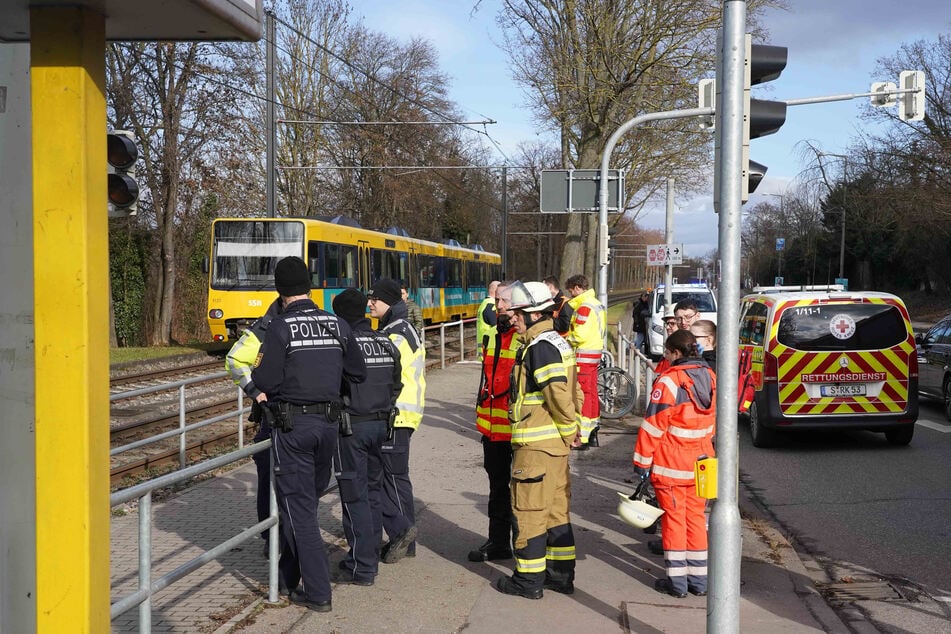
[
  {"left": 567, "top": 288, "right": 606, "bottom": 367},
  {"left": 476, "top": 296, "right": 497, "bottom": 360},
  {"left": 383, "top": 319, "right": 427, "bottom": 430},
  {"left": 225, "top": 299, "right": 281, "bottom": 398},
  {"left": 508, "top": 320, "right": 582, "bottom": 452}
]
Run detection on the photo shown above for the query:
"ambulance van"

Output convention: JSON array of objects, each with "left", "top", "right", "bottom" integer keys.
[{"left": 738, "top": 285, "right": 919, "bottom": 448}]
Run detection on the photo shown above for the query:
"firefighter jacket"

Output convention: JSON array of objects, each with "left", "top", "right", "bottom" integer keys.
[
  {"left": 476, "top": 321, "right": 519, "bottom": 441},
  {"left": 476, "top": 295, "right": 498, "bottom": 355},
  {"left": 633, "top": 358, "right": 716, "bottom": 487},
  {"left": 345, "top": 317, "right": 403, "bottom": 418},
  {"left": 566, "top": 288, "right": 606, "bottom": 367},
  {"left": 550, "top": 291, "right": 574, "bottom": 336},
  {"left": 251, "top": 298, "right": 366, "bottom": 404},
  {"left": 508, "top": 319, "right": 583, "bottom": 453},
  {"left": 378, "top": 300, "right": 427, "bottom": 431},
  {"left": 225, "top": 298, "right": 282, "bottom": 399}
]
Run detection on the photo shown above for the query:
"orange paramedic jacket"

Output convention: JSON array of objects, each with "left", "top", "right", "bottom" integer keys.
[
  {"left": 476, "top": 326, "right": 518, "bottom": 441},
  {"left": 633, "top": 358, "right": 716, "bottom": 487}
]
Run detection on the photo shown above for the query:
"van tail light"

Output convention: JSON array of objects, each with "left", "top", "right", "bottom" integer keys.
[
  {"left": 763, "top": 352, "right": 779, "bottom": 384},
  {"left": 908, "top": 348, "right": 919, "bottom": 379}
]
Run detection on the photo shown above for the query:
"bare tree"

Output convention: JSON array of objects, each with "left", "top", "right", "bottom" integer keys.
[{"left": 494, "top": 0, "right": 780, "bottom": 284}]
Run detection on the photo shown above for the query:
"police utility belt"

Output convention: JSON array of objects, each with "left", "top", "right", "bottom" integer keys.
[{"left": 262, "top": 401, "right": 342, "bottom": 434}]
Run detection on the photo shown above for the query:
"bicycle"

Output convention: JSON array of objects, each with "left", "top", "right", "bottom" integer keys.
[{"left": 597, "top": 350, "right": 638, "bottom": 419}]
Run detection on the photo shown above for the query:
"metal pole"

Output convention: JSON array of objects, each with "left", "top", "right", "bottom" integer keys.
[
  {"left": 664, "top": 178, "right": 674, "bottom": 312},
  {"left": 597, "top": 108, "right": 713, "bottom": 312},
  {"left": 138, "top": 492, "right": 152, "bottom": 633},
  {"left": 839, "top": 162, "right": 847, "bottom": 280},
  {"left": 501, "top": 166, "right": 508, "bottom": 276},
  {"left": 266, "top": 11, "right": 276, "bottom": 218},
  {"left": 709, "top": 2, "right": 746, "bottom": 631}
]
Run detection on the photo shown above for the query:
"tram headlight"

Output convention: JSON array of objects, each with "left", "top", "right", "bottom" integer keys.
[{"left": 209, "top": 309, "right": 224, "bottom": 320}]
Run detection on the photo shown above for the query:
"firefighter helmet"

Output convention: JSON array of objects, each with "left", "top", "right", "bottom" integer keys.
[{"left": 508, "top": 281, "right": 555, "bottom": 312}]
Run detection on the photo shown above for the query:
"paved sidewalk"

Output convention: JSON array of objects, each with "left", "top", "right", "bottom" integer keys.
[{"left": 111, "top": 362, "right": 846, "bottom": 633}]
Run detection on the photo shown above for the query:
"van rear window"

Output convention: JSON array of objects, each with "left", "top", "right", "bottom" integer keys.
[{"left": 776, "top": 304, "right": 906, "bottom": 351}]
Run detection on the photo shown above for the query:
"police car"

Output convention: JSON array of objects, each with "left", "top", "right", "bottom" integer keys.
[
  {"left": 646, "top": 283, "right": 718, "bottom": 357},
  {"left": 738, "top": 285, "right": 919, "bottom": 447}
]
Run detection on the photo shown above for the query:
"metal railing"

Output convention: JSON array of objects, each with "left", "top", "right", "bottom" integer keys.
[
  {"left": 615, "top": 330, "right": 655, "bottom": 415},
  {"left": 426, "top": 316, "right": 477, "bottom": 368},
  {"left": 110, "top": 442, "right": 280, "bottom": 631}
]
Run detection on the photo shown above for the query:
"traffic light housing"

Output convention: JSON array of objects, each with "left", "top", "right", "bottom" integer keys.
[
  {"left": 743, "top": 36, "right": 787, "bottom": 202},
  {"left": 107, "top": 130, "right": 139, "bottom": 217}
]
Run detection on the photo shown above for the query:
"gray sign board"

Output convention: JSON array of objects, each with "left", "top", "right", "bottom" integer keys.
[{"left": 539, "top": 169, "right": 624, "bottom": 213}]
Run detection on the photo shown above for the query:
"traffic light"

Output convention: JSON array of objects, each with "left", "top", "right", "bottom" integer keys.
[
  {"left": 743, "top": 36, "right": 787, "bottom": 202},
  {"left": 107, "top": 130, "right": 139, "bottom": 217},
  {"left": 897, "top": 70, "right": 925, "bottom": 121}
]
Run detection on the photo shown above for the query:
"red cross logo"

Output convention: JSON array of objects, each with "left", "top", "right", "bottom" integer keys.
[{"left": 834, "top": 318, "right": 850, "bottom": 334}]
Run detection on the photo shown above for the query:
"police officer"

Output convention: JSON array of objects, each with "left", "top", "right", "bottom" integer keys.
[
  {"left": 367, "top": 278, "right": 426, "bottom": 564},
  {"left": 224, "top": 297, "right": 282, "bottom": 556},
  {"left": 496, "top": 281, "right": 583, "bottom": 600},
  {"left": 251, "top": 257, "right": 366, "bottom": 613},
  {"left": 331, "top": 289, "right": 402, "bottom": 586}
]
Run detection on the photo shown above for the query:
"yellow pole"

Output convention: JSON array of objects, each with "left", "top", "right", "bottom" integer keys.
[{"left": 31, "top": 7, "right": 110, "bottom": 631}]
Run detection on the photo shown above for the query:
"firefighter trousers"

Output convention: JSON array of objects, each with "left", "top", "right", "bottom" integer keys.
[{"left": 510, "top": 446, "right": 575, "bottom": 591}]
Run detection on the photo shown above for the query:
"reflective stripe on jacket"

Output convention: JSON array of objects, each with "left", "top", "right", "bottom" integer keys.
[
  {"left": 476, "top": 326, "right": 518, "bottom": 441},
  {"left": 633, "top": 359, "right": 716, "bottom": 486},
  {"left": 508, "top": 322, "right": 582, "bottom": 451},
  {"left": 566, "top": 288, "right": 606, "bottom": 366}
]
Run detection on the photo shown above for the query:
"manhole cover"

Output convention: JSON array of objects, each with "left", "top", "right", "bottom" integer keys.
[{"left": 820, "top": 580, "right": 904, "bottom": 602}]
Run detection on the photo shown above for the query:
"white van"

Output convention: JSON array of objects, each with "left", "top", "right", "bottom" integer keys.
[{"left": 646, "top": 283, "right": 718, "bottom": 357}]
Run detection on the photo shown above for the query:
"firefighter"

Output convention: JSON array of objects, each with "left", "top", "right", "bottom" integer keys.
[
  {"left": 468, "top": 281, "right": 518, "bottom": 563},
  {"left": 564, "top": 274, "right": 606, "bottom": 449},
  {"left": 331, "top": 288, "right": 403, "bottom": 586},
  {"left": 495, "top": 281, "right": 583, "bottom": 600},
  {"left": 367, "top": 278, "right": 426, "bottom": 563},
  {"left": 251, "top": 257, "right": 367, "bottom": 612},
  {"left": 224, "top": 296, "right": 281, "bottom": 556},
  {"left": 632, "top": 329, "right": 716, "bottom": 598}
]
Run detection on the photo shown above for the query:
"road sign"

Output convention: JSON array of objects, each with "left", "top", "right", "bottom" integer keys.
[
  {"left": 539, "top": 169, "right": 624, "bottom": 213},
  {"left": 646, "top": 243, "right": 684, "bottom": 266},
  {"left": 776, "top": 238, "right": 785, "bottom": 251}
]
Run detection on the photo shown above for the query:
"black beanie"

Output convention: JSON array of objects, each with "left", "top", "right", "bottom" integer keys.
[
  {"left": 368, "top": 278, "right": 401, "bottom": 307},
  {"left": 333, "top": 288, "right": 368, "bottom": 325},
  {"left": 274, "top": 257, "right": 311, "bottom": 297}
]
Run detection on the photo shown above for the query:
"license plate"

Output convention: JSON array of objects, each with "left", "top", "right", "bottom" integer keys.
[{"left": 821, "top": 384, "right": 866, "bottom": 397}]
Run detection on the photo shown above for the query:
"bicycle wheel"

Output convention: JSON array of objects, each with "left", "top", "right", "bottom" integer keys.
[{"left": 597, "top": 366, "right": 637, "bottom": 419}]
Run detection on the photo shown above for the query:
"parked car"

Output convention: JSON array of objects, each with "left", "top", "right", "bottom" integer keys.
[
  {"left": 916, "top": 314, "right": 951, "bottom": 421},
  {"left": 738, "top": 285, "right": 919, "bottom": 447},
  {"left": 646, "top": 283, "right": 717, "bottom": 357}
]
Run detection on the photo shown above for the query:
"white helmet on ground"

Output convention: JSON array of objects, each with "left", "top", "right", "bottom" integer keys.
[{"left": 508, "top": 281, "right": 555, "bottom": 312}]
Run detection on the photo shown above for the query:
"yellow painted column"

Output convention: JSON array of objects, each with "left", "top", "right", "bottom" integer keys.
[{"left": 30, "top": 7, "right": 110, "bottom": 632}]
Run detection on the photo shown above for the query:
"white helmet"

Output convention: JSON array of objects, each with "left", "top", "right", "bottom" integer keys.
[
  {"left": 509, "top": 281, "right": 555, "bottom": 312},
  {"left": 617, "top": 492, "right": 664, "bottom": 529}
]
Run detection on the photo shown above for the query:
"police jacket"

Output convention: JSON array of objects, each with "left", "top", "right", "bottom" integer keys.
[
  {"left": 377, "top": 300, "right": 426, "bottom": 430},
  {"left": 251, "top": 298, "right": 366, "bottom": 404},
  {"left": 508, "top": 318, "right": 582, "bottom": 453},
  {"left": 632, "top": 298, "right": 650, "bottom": 334},
  {"left": 345, "top": 317, "right": 403, "bottom": 419},
  {"left": 476, "top": 319, "right": 518, "bottom": 441},
  {"left": 566, "top": 288, "right": 606, "bottom": 367},
  {"left": 225, "top": 298, "right": 282, "bottom": 399},
  {"left": 634, "top": 358, "right": 716, "bottom": 487}
]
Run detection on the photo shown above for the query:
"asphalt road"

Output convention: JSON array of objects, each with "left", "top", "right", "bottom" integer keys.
[{"left": 737, "top": 397, "right": 951, "bottom": 598}]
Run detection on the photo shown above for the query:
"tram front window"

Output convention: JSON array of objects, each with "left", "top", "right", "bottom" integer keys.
[{"left": 211, "top": 220, "right": 304, "bottom": 289}]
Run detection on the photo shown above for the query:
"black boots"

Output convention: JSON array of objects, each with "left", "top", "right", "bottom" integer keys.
[{"left": 467, "top": 539, "right": 513, "bottom": 562}]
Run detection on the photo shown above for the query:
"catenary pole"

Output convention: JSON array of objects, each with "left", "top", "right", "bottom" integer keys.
[
  {"left": 266, "top": 11, "right": 276, "bottom": 218},
  {"left": 664, "top": 178, "right": 674, "bottom": 312},
  {"left": 709, "top": 1, "right": 746, "bottom": 632}
]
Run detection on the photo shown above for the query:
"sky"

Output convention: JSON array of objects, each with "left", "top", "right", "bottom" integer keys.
[{"left": 355, "top": 0, "right": 950, "bottom": 258}]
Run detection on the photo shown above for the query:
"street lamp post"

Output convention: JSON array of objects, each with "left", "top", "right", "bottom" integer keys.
[
  {"left": 816, "top": 152, "right": 849, "bottom": 281},
  {"left": 762, "top": 192, "right": 786, "bottom": 284}
]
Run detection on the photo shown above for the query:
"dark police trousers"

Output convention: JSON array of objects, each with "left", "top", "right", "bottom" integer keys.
[
  {"left": 252, "top": 422, "right": 271, "bottom": 542},
  {"left": 381, "top": 427, "right": 415, "bottom": 549},
  {"left": 333, "top": 419, "right": 387, "bottom": 581},
  {"left": 272, "top": 412, "right": 337, "bottom": 602}
]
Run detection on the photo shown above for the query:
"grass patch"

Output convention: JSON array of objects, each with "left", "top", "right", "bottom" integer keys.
[{"left": 110, "top": 342, "right": 229, "bottom": 364}]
